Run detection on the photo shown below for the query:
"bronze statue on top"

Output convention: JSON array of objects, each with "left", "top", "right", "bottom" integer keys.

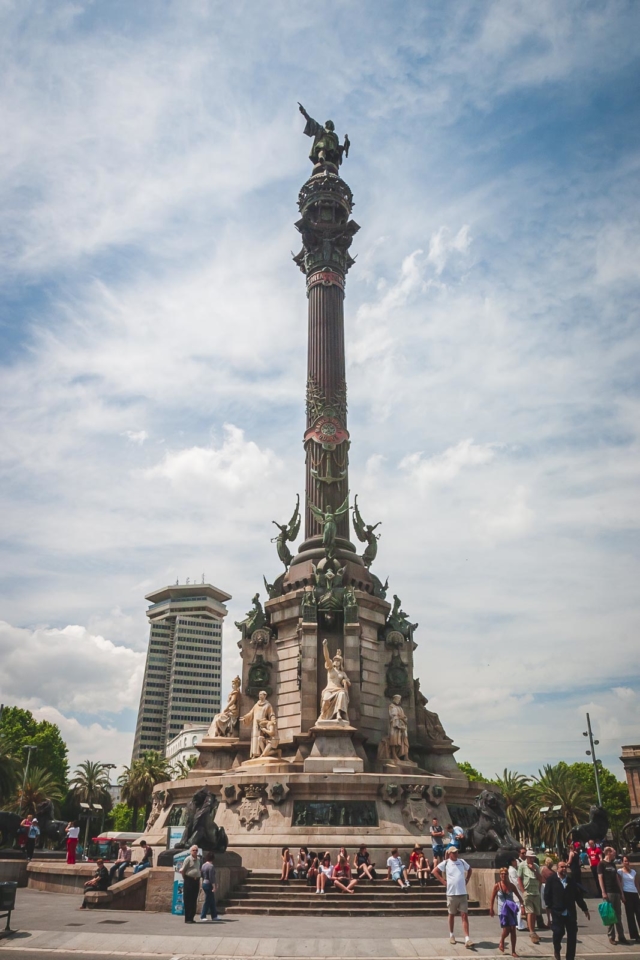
[
  {"left": 308, "top": 494, "right": 350, "bottom": 560},
  {"left": 299, "top": 104, "right": 350, "bottom": 168},
  {"left": 271, "top": 495, "right": 301, "bottom": 568},
  {"left": 352, "top": 495, "right": 381, "bottom": 568}
]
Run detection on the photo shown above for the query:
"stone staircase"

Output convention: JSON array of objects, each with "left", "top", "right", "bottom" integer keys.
[{"left": 223, "top": 871, "right": 489, "bottom": 916}]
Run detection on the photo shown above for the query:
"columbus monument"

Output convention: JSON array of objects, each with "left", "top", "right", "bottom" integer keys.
[{"left": 143, "top": 106, "right": 485, "bottom": 868}]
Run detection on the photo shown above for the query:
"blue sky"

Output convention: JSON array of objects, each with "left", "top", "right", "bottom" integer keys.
[{"left": 0, "top": 0, "right": 638, "bottom": 779}]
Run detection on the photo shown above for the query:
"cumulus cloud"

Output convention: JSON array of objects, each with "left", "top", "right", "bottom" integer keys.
[
  {"left": 145, "top": 424, "right": 281, "bottom": 491},
  {"left": 0, "top": 621, "right": 144, "bottom": 715},
  {"left": 399, "top": 439, "right": 499, "bottom": 489}
]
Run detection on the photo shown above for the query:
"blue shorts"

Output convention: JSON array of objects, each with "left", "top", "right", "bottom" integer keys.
[
  {"left": 432, "top": 844, "right": 445, "bottom": 856},
  {"left": 391, "top": 869, "right": 403, "bottom": 881}
]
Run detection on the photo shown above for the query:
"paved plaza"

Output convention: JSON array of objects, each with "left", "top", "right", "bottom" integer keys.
[{"left": 1, "top": 890, "right": 639, "bottom": 959}]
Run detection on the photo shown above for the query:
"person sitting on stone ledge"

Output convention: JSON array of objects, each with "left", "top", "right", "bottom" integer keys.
[
  {"left": 353, "top": 844, "right": 377, "bottom": 881},
  {"left": 80, "top": 858, "right": 110, "bottom": 908},
  {"left": 133, "top": 840, "right": 153, "bottom": 874},
  {"left": 294, "top": 846, "right": 309, "bottom": 880},
  {"left": 306, "top": 850, "right": 319, "bottom": 887},
  {"left": 387, "top": 847, "right": 411, "bottom": 889},
  {"left": 280, "top": 846, "right": 294, "bottom": 883},
  {"left": 409, "top": 844, "right": 430, "bottom": 886},
  {"left": 316, "top": 854, "right": 335, "bottom": 894},
  {"left": 109, "top": 839, "right": 132, "bottom": 883},
  {"left": 334, "top": 851, "right": 358, "bottom": 894}
]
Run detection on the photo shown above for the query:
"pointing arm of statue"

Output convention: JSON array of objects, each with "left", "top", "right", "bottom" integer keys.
[
  {"left": 322, "top": 638, "right": 332, "bottom": 670},
  {"left": 298, "top": 102, "right": 310, "bottom": 120}
]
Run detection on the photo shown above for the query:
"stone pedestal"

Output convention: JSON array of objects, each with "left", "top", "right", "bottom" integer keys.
[
  {"left": 378, "top": 758, "right": 420, "bottom": 775},
  {"left": 237, "top": 754, "right": 291, "bottom": 775},
  {"left": 194, "top": 737, "right": 246, "bottom": 772},
  {"left": 304, "top": 721, "right": 364, "bottom": 773}
]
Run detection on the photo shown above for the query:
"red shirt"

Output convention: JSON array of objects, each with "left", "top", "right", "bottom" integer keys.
[
  {"left": 410, "top": 851, "right": 423, "bottom": 865},
  {"left": 586, "top": 845, "right": 601, "bottom": 867}
]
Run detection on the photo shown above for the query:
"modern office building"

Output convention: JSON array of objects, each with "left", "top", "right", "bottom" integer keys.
[{"left": 131, "top": 582, "right": 231, "bottom": 762}]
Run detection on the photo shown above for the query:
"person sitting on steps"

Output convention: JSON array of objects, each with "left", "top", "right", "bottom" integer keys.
[
  {"left": 280, "top": 846, "right": 294, "bottom": 883},
  {"left": 316, "top": 854, "right": 335, "bottom": 894},
  {"left": 409, "top": 844, "right": 430, "bottom": 886},
  {"left": 387, "top": 847, "right": 410, "bottom": 889},
  {"left": 334, "top": 851, "right": 358, "bottom": 894},
  {"left": 353, "top": 844, "right": 376, "bottom": 881}
]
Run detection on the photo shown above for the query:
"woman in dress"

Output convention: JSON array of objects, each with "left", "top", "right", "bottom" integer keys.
[
  {"left": 318, "top": 639, "right": 350, "bottom": 721},
  {"left": 490, "top": 866, "right": 525, "bottom": 957}
]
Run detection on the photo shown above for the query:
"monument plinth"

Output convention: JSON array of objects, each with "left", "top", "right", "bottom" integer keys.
[{"left": 142, "top": 106, "right": 482, "bottom": 870}]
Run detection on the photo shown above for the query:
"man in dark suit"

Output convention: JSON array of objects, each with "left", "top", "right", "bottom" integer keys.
[{"left": 544, "top": 860, "right": 591, "bottom": 960}]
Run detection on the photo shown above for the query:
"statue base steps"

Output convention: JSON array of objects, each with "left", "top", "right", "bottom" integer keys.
[
  {"left": 304, "top": 722, "right": 364, "bottom": 773},
  {"left": 377, "top": 759, "right": 421, "bottom": 774},
  {"left": 236, "top": 755, "right": 291, "bottom": 774},
  {"left": 194, "top": 737, "right": 248, "bottom": 773}
]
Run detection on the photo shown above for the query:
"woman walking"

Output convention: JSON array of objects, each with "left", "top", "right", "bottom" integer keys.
[
  {"left": 618, "top": 855, "right": 640, "bottom": 942},
  {"left": 490, "top": 866, "right": 525, "bottom": 957},
  {"left": 65, "top": 821, "right": 80, "bottom": 864}
]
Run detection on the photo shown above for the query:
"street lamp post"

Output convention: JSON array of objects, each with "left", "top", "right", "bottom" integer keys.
[{"left": 582, "top": 713, "right": 603, "bottom": 806}]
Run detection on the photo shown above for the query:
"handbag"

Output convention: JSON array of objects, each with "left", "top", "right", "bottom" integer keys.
[{"left": 598, "top": 900, "right": 618, "bottom": 926}]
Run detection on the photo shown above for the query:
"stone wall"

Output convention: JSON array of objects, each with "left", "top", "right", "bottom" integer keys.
[
  {"left": 27, "top": 861, "right": 94, "bottom": 893},
  {"left": 0, "top": 859, "right": 28, "bottom": 887}
]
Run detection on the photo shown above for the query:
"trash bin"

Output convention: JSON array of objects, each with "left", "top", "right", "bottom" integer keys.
[{"left": 0, "top": 881, "right": 17, "bottom": 931}]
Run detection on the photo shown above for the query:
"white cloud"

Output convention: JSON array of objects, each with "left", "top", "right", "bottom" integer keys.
[
  {"left": 471, "top": 485, "right": 534, "bottom": 542},
  {"left": 123, "top": 430, "right": 148, "bottom": 445},
  {"left": 399, "top": 439, "right": 499, "bottom": 489},
  {"left": 426, "top": 225, "right": 471, "bottom": 275},
  {"left": 0, "top": 621, "right": 144, "bottom": 715},
  {"left": 144, "top": 424, "right": 282, "bottom": 491}
]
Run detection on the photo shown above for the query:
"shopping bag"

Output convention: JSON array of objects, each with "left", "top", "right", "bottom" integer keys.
[{"left": 598, "top": 900, "right": 617, "bottom": 926}]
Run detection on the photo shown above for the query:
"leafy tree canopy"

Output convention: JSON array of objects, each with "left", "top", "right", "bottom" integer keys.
[
  {"left": 108, "top": 802, "right": 135, "bottom": 832},
  {"left": 562, "top": 761, "right": 630, "bottom": 833},
  {"left": 0, "top": 706, "right": 69, "bottom": 788},
  {"left": 457, "top": 761, "right": 486, "bottom": 782}
]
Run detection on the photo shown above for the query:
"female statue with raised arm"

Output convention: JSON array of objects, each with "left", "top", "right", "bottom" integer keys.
[{"left": 318, "top": 639, "right": 351, "bottom": 722}]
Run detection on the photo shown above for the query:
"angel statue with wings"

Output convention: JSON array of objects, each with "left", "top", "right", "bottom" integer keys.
[
  {"left": 271, "top": 495, "right": 301, "bottom": 568},
  {"left": 308, "top": 494, "right": 349, "bottom": 559},
  {"left": 352, "top": 495, "right": 381, "bottom": 569}
]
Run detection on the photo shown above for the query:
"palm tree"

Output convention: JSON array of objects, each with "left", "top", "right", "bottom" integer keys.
[
  {"left": 531, "top": 763, "right": 591, "bottom": 846},
  {"left": 493, "top": 768, "right": 534, "bottom": 842},
  {"left": 69, "top": 761, "right": 111, "bottom": 806},
  {"left": 136, "top": 751, "right": 171, "bottom": 823},
  {"left": 118, "top": 763, "right": 145, "bottom": 831},
  {"left": 172, "top": 756, "right": 197, "bottom": 780},
  {"left": 12, "top": 765, "right": 63, "bottom": 814},
  {"left": 119, "top": 752, "right": 170, "bottom": 830},
  {"left": 0, "top": 733, "right": 18, "bottom": 806}
]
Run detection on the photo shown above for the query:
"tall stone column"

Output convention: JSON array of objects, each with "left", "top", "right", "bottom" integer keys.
[{"left": 287, "top": 165, "right": 363, "bottom": 573}]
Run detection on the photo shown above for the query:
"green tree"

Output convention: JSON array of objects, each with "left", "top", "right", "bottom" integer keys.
[
  {"left": 0, "top": 706, "right": 69, "bottom": 789},
  {"left": 564, "top": 761, "right": 630, "bottom": 841},
  {"left": 12, "top": 764, "right": 63, "bottom": 814},
  {"left": 108, "top": 802, "right": 135, "bottom": 831},
  {"left": 118, "top": 751, "right": 170, "bottom": 830},
  {"left": 69, "top": 761, "right": 112, "bottom": 806},
  {"left": 172, "top": 756, "right": 197, "bottom": 780},
  {"left": 0, "top": 731, "right": 18, "bottom": 805},
  {"left": 531, "top": 763, "right": 591, "bottom": 846},
  {"left": 492, "top": 769, "right": 534, "bottom": 842},
  {"left": 457, "top": 761, "right": 486, "bottom": 782}
]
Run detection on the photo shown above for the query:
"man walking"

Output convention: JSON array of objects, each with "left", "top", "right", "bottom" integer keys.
[
  {"left": 180, "top": 844, "right": 202, "bottom": 924},
  {"left": 434, "top": 846, "right": 474, "bottom": 949},
  {"left": 517, "top": 848, "right": 543, "bottom": 944},
  {"left": 598, "top": 846, "right": 628, "bottom": 945},
  {"left": 430, "top": 817, "right": 445, "bottom": 865},
  {"left": 544, "top": 859, "right": 590, "bottom": 960}
]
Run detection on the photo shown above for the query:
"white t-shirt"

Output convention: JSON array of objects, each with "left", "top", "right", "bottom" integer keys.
[
  {"left": 320, "top": 864, "right": 334, "bottom": 878},
  {"left": 67, "top": 826, "right": 80, "bottom": 839},
  {"left": 387, "top": 855, "right": 404, "bottom": 873},
  {"left": 439, "top": 857, "right": 469, "bottom": 896},
  {"left": 618, "top": 868, "right": 637, "bottom": 893}
]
